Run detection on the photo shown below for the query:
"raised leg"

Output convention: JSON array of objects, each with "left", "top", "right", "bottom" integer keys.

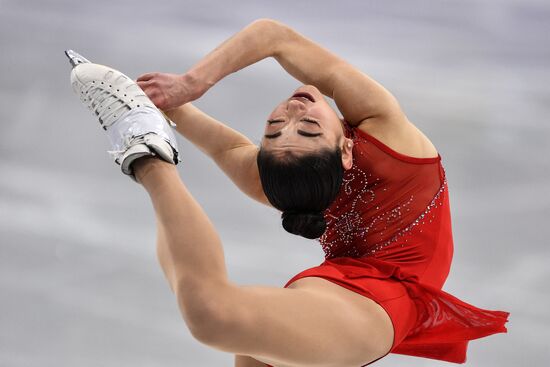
[
  {"left": 66, "top": 55, "right": 394, "bottom": 367},
  {"left": 154, "top": 214, "right": 177, "bottom": 292},
  {"left": 132, "top": 157, "right": 229, "bottom": 324},
  {"left": 132, "top": 157, "right": 394, "bottom": 367},
  {"left": 235, "top": 355, "right": 269, "bottom": 367}
]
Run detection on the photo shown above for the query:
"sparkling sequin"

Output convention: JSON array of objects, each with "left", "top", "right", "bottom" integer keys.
[{"left": 318, "top": 129, "right": 445, "bottom": 259}]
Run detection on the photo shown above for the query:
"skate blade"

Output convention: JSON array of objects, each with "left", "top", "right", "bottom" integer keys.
[{"left": 64, "top": 49, "right": 91, "bottom": 68}]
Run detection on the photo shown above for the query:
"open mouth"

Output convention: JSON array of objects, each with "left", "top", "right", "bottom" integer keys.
[{"left": 291, "top": 92, "right": 315, "bottom": 102}]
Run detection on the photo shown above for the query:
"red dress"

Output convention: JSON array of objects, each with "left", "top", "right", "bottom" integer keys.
[{"left": 268, "top": 122, "right": 509, "bottom": 366}]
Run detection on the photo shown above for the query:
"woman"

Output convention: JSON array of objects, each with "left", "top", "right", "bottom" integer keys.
[{"left": 67, "top": 19, "right": 509, "bottom": 367}]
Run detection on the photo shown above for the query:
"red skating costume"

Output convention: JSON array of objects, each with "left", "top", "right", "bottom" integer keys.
[{"left": 267, "top": 122, "right": 509, "bottom": 366}]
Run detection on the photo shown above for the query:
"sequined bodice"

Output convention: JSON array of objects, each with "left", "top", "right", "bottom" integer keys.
[
  {"left": 320, "top": 123, "right": 447, "bottom": 260},
  {"left": 275, "top": 123, "right": 510, "bottom": 367}
]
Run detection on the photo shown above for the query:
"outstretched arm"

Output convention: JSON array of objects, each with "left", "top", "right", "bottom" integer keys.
[{"left": 138, "top": 18, "right": 404, "bottom": 125}]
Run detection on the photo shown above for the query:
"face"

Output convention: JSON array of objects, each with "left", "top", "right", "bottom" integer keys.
[{"left": 261, "top": 85, "right": 354, "bottom": 169}]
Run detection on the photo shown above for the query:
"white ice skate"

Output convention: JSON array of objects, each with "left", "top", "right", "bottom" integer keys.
[{"left": 65, "top": 49, "right": 181, "bottom": 182}]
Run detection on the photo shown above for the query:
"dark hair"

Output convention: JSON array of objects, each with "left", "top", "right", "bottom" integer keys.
[{"left": 257, "top": 146, "right": 344, "bottom": 239}]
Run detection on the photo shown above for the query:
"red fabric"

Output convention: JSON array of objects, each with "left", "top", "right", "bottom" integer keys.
[{"left": 268, "top": 122, "right": 509, "bottom": 366}]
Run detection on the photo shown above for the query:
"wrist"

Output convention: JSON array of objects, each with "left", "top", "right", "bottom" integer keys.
[{"left": 180, "top": 71, "right": 209, "bottom": 101}]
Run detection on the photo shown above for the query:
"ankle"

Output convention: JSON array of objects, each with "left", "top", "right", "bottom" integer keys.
[{"left": 133, "top": 157, "right": 173, "bottom": 184}]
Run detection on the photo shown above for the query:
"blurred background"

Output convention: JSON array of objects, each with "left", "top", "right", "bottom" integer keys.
[{"left": 0, "top": 0, "right": 548, "bottom": 366}]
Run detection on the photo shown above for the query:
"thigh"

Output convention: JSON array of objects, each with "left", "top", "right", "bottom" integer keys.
[
  {"left": 234, "top": 354, "right": 267, "bottom": 367},
  {"left": 209, "top": 277, "right": 394, "bottom": 367}
]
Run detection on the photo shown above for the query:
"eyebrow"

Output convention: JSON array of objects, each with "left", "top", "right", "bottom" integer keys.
[
  {"left": 268, "top": 118, "right": 321, "bottom": 127},
  {"left": 264, "top": 130, "right": 323, "bottom": 139}
]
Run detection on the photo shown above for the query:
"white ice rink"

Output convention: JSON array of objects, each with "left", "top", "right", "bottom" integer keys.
[{"left": 1, "top": 1, "right": 548, "bottom": 366}]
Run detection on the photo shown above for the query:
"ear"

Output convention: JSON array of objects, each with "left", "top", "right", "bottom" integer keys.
[{"left": 341, "top": 137, "right": 354, "bottom": 170}]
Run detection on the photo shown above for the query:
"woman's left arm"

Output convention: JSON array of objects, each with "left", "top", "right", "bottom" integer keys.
[
  {"left": 138, "top": 18, "right": 402, "bottom": 126},
  {"left": 137, "top": 19, "right": 282, "bottom": 110},
  {"left": 165, "top": 103, "right": 271, "bottom": 207}
]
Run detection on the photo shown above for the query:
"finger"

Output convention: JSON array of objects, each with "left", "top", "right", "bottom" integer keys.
[
  {"left": 144, "top": 90, "right": 160, "bottom": 103},
  {"left": 138, "top": 84, "right": 158, "bottom": 100},
  {"left": 137, "top": 80, "right": 152, "bottom": 89},
  {"left": 137, "top": 81, "right": 158, "bottom": 95},
  {"left": 136, "top": 72, "right": 157, "bottom": 82},
  {"left": 150, "top": 96, "right": 167, "bottom": 110}
]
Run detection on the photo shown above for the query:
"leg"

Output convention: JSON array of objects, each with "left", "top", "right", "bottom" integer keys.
[
  {"left": 204, "top": 278, "right": 393, "bottom": 367},
  {"left": 133, "top": 157, "right": 230, "bottom": 327},
  {"left": 155, "top": 214, "right": 177, "bottom": 293},
  {"left": 133, "top": 158, "right": 394, "bottom": 367},
  {"left": 235, "top": 355, "right": 268, "bottom": 367},
  {"left": 67, "top": 56, "right": 394, "bottom": 367}
]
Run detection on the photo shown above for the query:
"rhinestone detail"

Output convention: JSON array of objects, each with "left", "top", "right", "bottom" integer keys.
[
  {"left": 319, "top": 127, "right": 446, "bottom": 259},
  {"left": 320, "top": 179, "right": 446, "bottom": 258}
]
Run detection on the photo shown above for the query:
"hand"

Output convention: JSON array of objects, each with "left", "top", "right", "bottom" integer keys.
[{"left": 136, "top": 72, "right": 206, "bottom": 111}]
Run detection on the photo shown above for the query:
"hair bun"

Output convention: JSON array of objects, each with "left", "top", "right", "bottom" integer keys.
[{"left": 281, "top": 210, "right": 327, "bottom": 239}]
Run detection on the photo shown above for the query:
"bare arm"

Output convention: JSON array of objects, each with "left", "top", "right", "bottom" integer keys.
[
  {"left": 137, "top": 19, "right": 411, "bottom": 208},
  {"left": 196, "top": 19, "right": 402, "bottom": 124},
  {"left": 139, "top": 18, "right": 404, "bottom": 126},
  {"left": 165, "top": 104, "right": 271, "bottom": 207},
  {"left": 273, "top": 24, "right": 404, "bottom": 125},
  {"left": 188, "top": 18, "right": 404, "bottom": 125}
]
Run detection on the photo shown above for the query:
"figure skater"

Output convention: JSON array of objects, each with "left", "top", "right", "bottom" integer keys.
[{"left": 66, "top": 18, "right": 509, "bottom": 367}]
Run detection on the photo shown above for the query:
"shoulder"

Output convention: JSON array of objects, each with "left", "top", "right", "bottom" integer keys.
[{"left": 354, "top": 116, "right": 439, "bottom": 159}]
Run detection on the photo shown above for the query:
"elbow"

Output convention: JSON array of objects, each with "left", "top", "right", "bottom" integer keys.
[
  {"left": 250, "top": 18, "right": 280, "bottom": 29},
  {"left": 249, "top": 18, "right": 287, "bottom": 36},
  {"left": 247, "top": 18, "right": 278, "bottom": 36},
  {"left": 249, "top": 19, "right": 290, "bottom": 57}
]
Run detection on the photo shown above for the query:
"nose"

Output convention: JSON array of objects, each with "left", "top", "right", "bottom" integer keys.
[{"left": 286, "top": 99, "right": 307, "bottom": 115}]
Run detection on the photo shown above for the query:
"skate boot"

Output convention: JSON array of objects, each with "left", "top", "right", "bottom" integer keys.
[{"left": 65, "top": 49, "right": 180, "bottom": 182}]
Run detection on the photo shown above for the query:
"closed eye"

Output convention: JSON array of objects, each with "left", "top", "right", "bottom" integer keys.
[
  {"left": 264, "top": 130, "right": 322, "bottom": 139},
  {"left": 265, "top": 118, "right": 322, "bottom": 139},
  {"left": 302, "top": 118, "right": 321, "bottom": 126},
  {"left": 298, "top": 130, "right": 322, "bottom": 137}
]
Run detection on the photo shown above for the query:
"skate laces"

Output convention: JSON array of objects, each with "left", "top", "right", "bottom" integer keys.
[{"left": 83, "top": 83, "right": 129, "bottom": 128}]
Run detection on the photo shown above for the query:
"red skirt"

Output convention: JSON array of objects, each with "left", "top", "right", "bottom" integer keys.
[{"left": 272, "top": 256, "right": 509, "bottom": 366}]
